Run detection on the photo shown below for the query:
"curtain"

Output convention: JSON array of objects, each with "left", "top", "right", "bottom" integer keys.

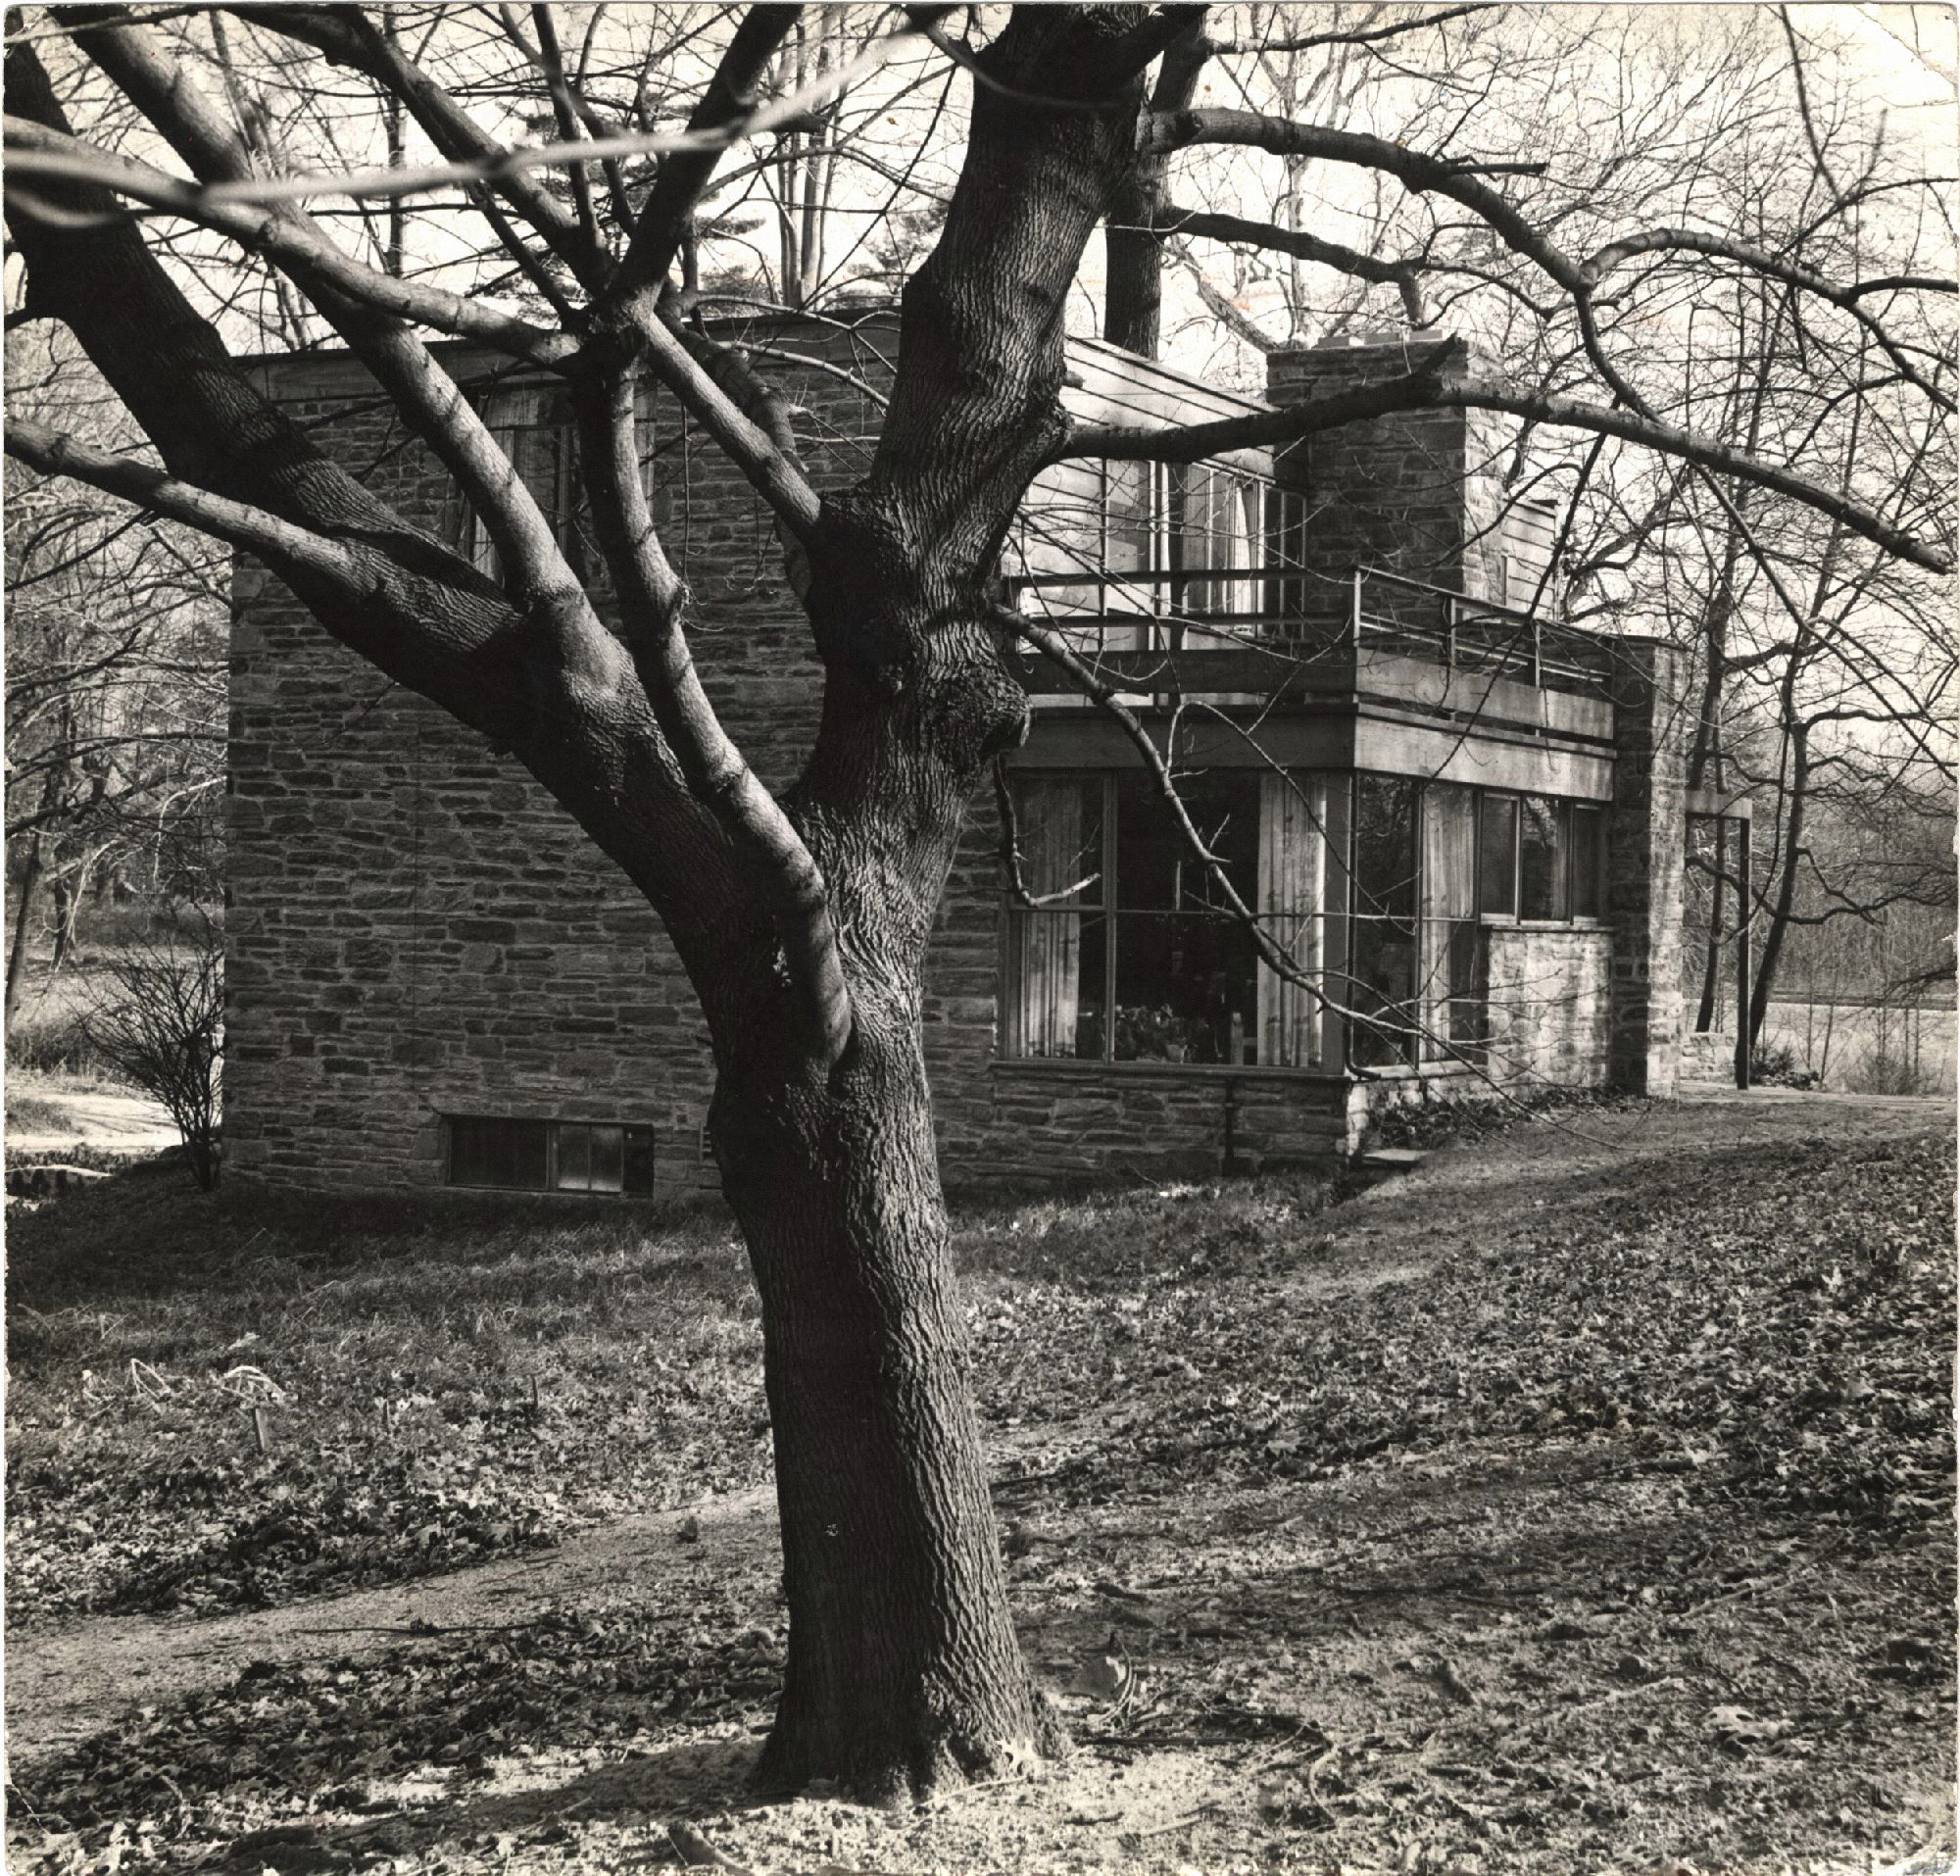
[
  {"left": 1257, "top": 771, "right": 1326, "bottom": 1067},
  {"left": 1223, "top": 471, "right": 1259, "bottom": 622},
  {"left": 1421, "top": 783, "right": 1480, "bottom": 1056},
  {"left": 1004, "top": 780, "right": 1087, "bottom": 1058}
]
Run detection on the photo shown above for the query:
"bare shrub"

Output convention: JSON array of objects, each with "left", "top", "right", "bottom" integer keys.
[{"left": 81, "top": 917, "right": 221, "bottom": 1188}]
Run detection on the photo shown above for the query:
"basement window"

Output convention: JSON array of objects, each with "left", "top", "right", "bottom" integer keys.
[{"left": 446, "top": 1116, "right": 656, "bottom": 1196}]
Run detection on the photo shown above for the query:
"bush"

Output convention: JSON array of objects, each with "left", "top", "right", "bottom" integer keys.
[
  {"left": 1844, "top": 1046, "right": 1936, "bottom": 1098},
  {"left": 1750, "top": 1041, "right": 1821, "bottom": 1089},
  {"left": 7, "top": 1008, "right": 109, "bottom": 1078},
  {"left": 80, "top": 917, "right": 222, "bottom": 1189}
]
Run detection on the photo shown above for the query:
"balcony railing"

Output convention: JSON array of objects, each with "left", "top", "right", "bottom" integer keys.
[{"left": 1004, "top": 564, "right": 1612, "bottom": 696}]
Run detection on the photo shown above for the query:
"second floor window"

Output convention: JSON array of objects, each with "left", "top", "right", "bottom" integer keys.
[
  {"left": 460, "top": 385, "right": 583, "bottom": 582},
  {"left": 455, "top": 382, "right": 671, "bottom": 585},
  {"left": 1009, "top": 457, "right": 1309, "bottom": 640}
]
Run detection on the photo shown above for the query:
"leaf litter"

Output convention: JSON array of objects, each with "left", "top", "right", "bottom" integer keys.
[{"left": 6, "top": 1093, "right": 1952, "bottom": 1873}]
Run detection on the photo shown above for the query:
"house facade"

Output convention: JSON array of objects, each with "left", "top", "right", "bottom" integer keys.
[{"left": 224, "top": 319, "right": 1723, "bottom": 1198}]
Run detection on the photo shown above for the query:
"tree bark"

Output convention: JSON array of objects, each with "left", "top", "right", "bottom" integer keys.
[
  {"left": 713, "top": 1009, "right": 1054, "bottom": 1799},
  {"left": 5, "top": 832, "right": 44, "bottom": 1038}
]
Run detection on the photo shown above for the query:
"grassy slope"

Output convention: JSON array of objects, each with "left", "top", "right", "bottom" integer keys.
[{"left": 6, "top": 1095, "right": 1954, "bottom": 1873}]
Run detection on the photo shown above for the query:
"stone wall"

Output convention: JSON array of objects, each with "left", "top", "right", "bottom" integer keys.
[
  {"left": 937, "top": 1061, "right": 1359, "bottom": 1192},
  {"left": 1605, "top": 637, "right": 1690, "bottom": 1094},
  {"left": 1484, "top": 924, "right": 1615, "bottom": 1088},
  {"left": 225, "top": 325, "right": 876, "bottom": 1193}
]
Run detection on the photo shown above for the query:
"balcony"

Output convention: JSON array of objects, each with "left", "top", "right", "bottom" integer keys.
[{"left": 1007, "top": 565, "right": 1613, "bottom": 703}]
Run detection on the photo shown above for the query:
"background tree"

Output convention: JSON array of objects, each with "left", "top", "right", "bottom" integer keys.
[
  {"left": 4, "top": 1, "right": 1950, "bottom": 1799},
  {"left": 5, "top": 330, "right": 225, "bottom": 1037}
]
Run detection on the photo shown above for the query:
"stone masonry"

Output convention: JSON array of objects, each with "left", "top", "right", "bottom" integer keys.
[{"left": 225, "top": 319, "right": 1685, "bottom": 1195}]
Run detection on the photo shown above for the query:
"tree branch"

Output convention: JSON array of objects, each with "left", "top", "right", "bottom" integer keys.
[
  {"left": 4, "top": 418, "right": 368, "bottom": 586},
  {"left": 2, "top": 119, "right": 572, "bottom": 369},
  {"left": 1054, "top": 361, "right": 1954, "bottom": 574},
  {"left": 1203, "top": 5, "right": 1497, "bottom": 57},
  {"left": 56, "top": 9, "right": 580, "bottom": 601},
  {"left": 1154, "top": 202, "right": 1431, "bottom": 323},
  {"left": 609, "top": 3, "right": 805, "bottom": 305},
  {"left": 232, "top": 3, "right": 602, "bottom": 286},
  {"left": 571, "top": 356, "right": 852, "bottom": 1061}
]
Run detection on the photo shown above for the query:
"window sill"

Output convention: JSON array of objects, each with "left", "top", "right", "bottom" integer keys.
[
  {"left": 990, "top": 1057, "right": 1347, "bottom": 1081},
  {"left": 1480, "top": 916, "right": 1611, "bottom": 931}
]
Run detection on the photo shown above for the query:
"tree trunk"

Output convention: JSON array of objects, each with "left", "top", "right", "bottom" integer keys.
[
  {"left": 1749, "top": 724, "right": 1808, "bottom": 1046},
  {"left": 713, "top": 1005, "right": 1054, "bottom": 1801},
  {"left": 5, "top": 832, "right": 45, "bottom": 1037},
  {"left": 1692, "top": 815, "right": 1726, "bottom": 1035},
  {"left": 1102, "top": 27, "right": 1207, "bottom": 359}
]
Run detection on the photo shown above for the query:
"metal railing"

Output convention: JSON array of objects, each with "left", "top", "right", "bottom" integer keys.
[
  {"left": 1003, "top": 564, "right": 1612, "bottom": 695},
  {"left": 1344, "top": 568, "right": 1608, "bottom": 694}
]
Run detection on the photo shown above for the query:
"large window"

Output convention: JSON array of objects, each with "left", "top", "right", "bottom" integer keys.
[
  {"left": 448, "top": 1116, "right": 656, "bottom": 1196},
  {"left": 1485, "top": 794, "right": 1608, "bottom": 923},
  {"left": 1004, "top": 771, "right": 1330, "bottom": 1068},
  {"left": 1004, "top": 769, "right": 1607, "bottom": 1073},
  {"left": 1010, "top": 459, "right": 1309, "bottom": 640}
]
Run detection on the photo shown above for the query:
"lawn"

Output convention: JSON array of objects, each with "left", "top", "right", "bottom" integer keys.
[{"left": 6, "top": 1091, "right": 1953, "bottom": 1875}]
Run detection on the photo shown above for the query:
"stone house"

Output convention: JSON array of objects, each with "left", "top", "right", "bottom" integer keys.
[{"left": 225, "top": 318, "right": 1739, "bottom": 1197}]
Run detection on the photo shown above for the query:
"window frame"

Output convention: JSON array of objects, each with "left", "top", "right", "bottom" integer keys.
[
  {"left": 1014, "top": 456, "right": 1308, "bottom": 639},
  {"left": 444, "top": 1115, "right": 657, "bottom": 1197},
  {"left": 1000, "top": 766, "right": 1611, "bottom": 1077}
]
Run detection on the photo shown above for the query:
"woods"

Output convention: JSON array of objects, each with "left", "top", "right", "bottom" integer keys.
[{"left": 4, "top": 1, "right": 1951, "bottom": 1801}]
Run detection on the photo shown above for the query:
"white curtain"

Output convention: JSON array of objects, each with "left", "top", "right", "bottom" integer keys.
[
  {"left": 1258, "top": 772, "right": 1327, "bottom": 1067},
  {"left": 1005, "top": 780, "right": 1087, "bottom": 1058},
  {"left": 1421, "top": 784, "right": 1479, "bottom": 1056}
]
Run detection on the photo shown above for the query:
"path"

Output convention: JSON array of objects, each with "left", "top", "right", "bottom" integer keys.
[
  {"left": 6, "top": 1086, "right": 179, "bottom": 1159},
  {"left": 7, "top": 1486, "right": 780, "bottom": 1770}
]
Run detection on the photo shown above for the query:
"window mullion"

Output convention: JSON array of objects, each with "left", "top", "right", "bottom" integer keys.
[{"left": 1103, "top": 774, "right": 1118, "bottom": 1063}]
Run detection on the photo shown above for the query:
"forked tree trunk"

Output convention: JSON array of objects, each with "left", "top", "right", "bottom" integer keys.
[
  {"left": 713, "top": 1006, "right": 1054, "bottom": 1799},
  {"left": 6, "top": 4, "right": 1159, "bottom": 1802}
]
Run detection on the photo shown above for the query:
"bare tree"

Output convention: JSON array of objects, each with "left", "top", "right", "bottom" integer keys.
[
  {"left": 5, "top": 332, "right": 225, "bottom": 1034},
  {"left": 4, "top": 2, "right": 1950, "bottom": 1797}
]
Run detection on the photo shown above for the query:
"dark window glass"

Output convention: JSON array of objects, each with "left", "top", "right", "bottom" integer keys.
[
  {"left": 1352, "top": 775, "right": 1418, "bottom": 919},
  {"left": 1571, "top": 806, "right": 1605, "bottom": 917},
  {"left": 1111, "top": 771, "right": 1260, "bottom": 1064},
  {"left": 1478, "top": 794, "right": 1518, "bottom": 916},
  {"left": 1350, "top": 775, "right": 1420, "bottom": 1066},
  {"left": 624, "top": 1126, "right": 657, "bottom": 1195},
  {"left": 449, "top": 1116, "right": 549, "bottom": 1191},
  {"left": 1116, "top": 771, "right": 1258, "bottom": 914},
  {"left": 450, "top": 1117, "right": 655, "bottom": 1195},
  {"left": 1519, "top": 797, "right": 1567, "bottom": 919}
]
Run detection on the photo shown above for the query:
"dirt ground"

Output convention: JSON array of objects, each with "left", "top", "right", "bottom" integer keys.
[
  {"left": 6, "top": 1088, "right": 1953, "bottom": 1875},
  {"left": 5, "top": 1083, "right": 179, "bottom": 1160}
]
